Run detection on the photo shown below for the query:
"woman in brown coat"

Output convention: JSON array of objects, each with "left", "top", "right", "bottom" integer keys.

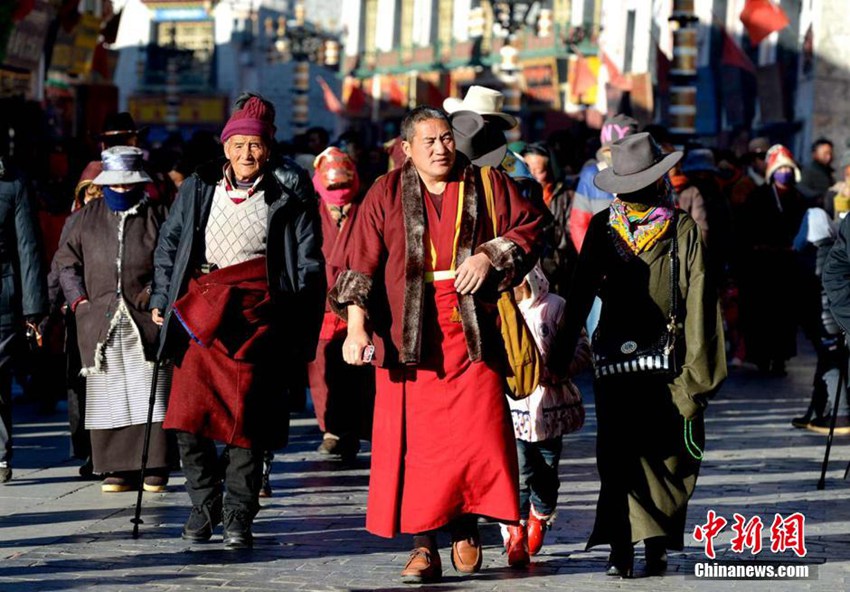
[{"left": 54, "top": 146, "right": 172, "bottom": 493}]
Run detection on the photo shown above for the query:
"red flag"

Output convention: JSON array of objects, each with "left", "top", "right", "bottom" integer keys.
[
  {"left": 573, "top": 56, "right": 597, "bottom": 98},
  {"left": 740, "top": 0, "right": 790, "bottom": 46},
  {"left": 721, "top": 29, "right": 757, "bottom": 74},
  {"left": 344, "top": 81, "right": 365, "bottom": 114},
  {"left": 344, "top": 79, "right": 367, "bottom": 115},
  {"left": 601, "top": 51, "right": 632, "bottom": 92},
  {"left": 387, "top": 78, "right": 405, "bottom": 106},
  {"left": 316, "top": 76, "right": 343, "bottom": 115}
]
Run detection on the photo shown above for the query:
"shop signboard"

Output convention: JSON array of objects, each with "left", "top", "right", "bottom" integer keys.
[
  {"left": 128, "top": 95, "right": 228, "bottom": 126},
  {"left": 523, "top": 58, "right": 563, "bottom": 111}
]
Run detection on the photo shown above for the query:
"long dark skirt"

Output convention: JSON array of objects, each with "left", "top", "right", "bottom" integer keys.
[
  {"left": 90, "top": 422, "right": 171, "bottom": 474},
  {"left": 587, "top": 374, "right": 703, "bottom": 551}
]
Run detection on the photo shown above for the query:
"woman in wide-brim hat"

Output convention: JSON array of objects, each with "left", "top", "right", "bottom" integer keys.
[
  {"left": 551, "top": 132, "right": 727, "bottom": 578},
  {"left": 54, "top": 146, "right": 174, "bottom": 493}
]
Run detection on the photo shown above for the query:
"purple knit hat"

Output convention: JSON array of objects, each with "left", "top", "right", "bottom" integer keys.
[{"left": 221, "top": 96, "right": 276, "bottom": 143}]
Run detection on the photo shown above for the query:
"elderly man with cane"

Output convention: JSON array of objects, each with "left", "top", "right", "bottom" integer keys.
[{"left": 150, "top": 93, "right": 325, "bottom": 549}]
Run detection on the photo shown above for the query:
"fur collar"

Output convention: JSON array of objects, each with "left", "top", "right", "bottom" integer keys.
[{"left": 398, "top": 158, "right": 483, "bottom": 363}]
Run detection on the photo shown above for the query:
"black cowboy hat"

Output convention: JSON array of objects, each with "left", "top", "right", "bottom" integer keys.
[
  {"left": 594, "top": 132, "right": 682, "bottom": 194},
  {"left": 96, "top": 112, "right": 147, "bottom": 141},
  {"left": 449, "top": 110, "right": 507, "bottom": 168}
]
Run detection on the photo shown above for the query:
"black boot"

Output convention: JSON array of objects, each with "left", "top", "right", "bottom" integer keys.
[
  {"left": 182, "top": 496, "right": 222, "bottom": 542},
  {"left": 605, "top": 543, "right": 634, "bottom": 578},
  {"left": 223, "top": 508, "right": 254, "bottom": 550},
  {"left": 643, "top": 537, "right": 668, "bottom": 576},
  {"left": 792, "top": 402, "right": 817, "bottom": 428}
]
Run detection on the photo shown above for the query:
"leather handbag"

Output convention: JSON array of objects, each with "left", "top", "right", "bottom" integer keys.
[
  {"left": 591, "top": 212, "right": 681, "bottom": 379},
  {"left": 480, "top": 167, "right": 542, "bottom": 400}
]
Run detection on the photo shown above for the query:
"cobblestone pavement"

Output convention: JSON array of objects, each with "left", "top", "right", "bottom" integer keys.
[{"left": 3, "top": 340, "right": 850, "bottom": 591}]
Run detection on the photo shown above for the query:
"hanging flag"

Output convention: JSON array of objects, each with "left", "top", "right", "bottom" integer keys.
[
  {"left": 600, "top": 51, "right": 632, "bottom": 92},
  {"left": 316, "top": 76, "right": 343, "bottom": 115},
  {"left": 573, "top": 55, "right": 597, "bottom": 99},
  {"left": 343, "top": 78, "right": 367, "bottom": 115},
  {"left": 721, "top": 29, "right": 757, "bottom": 74},
  {"left": 386, "top": 77, "right": 406, "bottom": 107},
  {"left": 740, "top": 0, "right": 790, "bottom": 46}
]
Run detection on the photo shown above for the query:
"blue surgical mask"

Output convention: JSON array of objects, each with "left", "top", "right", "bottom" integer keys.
[{"left": 773, "top": 169, "right": 795, "bottom": 186}]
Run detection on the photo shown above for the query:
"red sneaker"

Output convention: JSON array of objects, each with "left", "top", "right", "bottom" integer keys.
[{"left": 505, "top": 524, "right": 529, "bottom": 567}]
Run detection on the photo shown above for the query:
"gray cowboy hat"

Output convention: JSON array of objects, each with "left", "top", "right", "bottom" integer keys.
[
  {"left": 594, "top": 132, "right": 682, "bottom": 194},
  {"left": 449, "top": 110, "right": 507, "bottom": 168}
]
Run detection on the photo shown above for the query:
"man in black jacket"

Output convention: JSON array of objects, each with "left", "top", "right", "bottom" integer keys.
[
  {"left": 0, "top": 158, "right": 48, "bottom": 483},
  {"left": 801, "top": 138, "right": 835, "bottom": 206},
  {"left": 151, "top": 93, "right": 325, "bottom": 549}
]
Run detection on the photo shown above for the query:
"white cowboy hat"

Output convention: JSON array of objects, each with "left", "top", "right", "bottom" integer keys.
[{"left": 443, "top": 86, "right": 518, "bottom": 130}]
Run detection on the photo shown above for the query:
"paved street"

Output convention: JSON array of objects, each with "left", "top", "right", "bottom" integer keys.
[{"left": 3, "top": 340, "right": 850, "bottom": 591}]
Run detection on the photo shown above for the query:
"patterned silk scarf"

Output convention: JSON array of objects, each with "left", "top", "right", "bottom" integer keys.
[{"left": 609, "top": 182, "right": 676, "bottom": 257}]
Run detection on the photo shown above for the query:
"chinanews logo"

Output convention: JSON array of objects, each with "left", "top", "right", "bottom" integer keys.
[{"left": 689, "top": 511, "right": 817, "bottom": 580}]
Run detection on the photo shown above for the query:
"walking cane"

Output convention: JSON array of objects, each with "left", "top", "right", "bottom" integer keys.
[
  {"left": 817, "top": 336, "right": 848, "bottom": 490},
  {"left": 132, "top": 357, "right": 161, "bottom": 538}
]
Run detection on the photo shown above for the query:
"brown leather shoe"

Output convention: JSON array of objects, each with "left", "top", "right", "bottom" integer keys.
[
  {"left": 401, "top": 547, "right": 442, "bottom": 583},
  {"left": 451, "top": 536, "right": 483, "bottom": 574}
]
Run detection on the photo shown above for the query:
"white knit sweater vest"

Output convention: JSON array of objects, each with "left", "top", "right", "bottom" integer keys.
[{"left": 205, "top": 184, "right": 269, "bottom": 269}]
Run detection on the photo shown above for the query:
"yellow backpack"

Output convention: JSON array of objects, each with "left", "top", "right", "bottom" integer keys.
[{"left": 480, "top": 167, "right": 542, "bottom": 400}]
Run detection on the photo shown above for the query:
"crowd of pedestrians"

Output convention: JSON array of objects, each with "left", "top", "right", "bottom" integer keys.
[{"left": 1, "top": 84, "right": 848, "bottom": 583}]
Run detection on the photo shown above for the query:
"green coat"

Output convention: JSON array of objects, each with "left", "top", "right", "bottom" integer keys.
[{"left": 559, "top": 209, "right": 726, "bottom": 550}]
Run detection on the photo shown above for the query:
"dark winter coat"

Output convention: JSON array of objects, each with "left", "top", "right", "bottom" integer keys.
[
  {"left": 53, "top": 197, "right": 168, "bottom": 373},
  {"left": 151, "top": 156, "right": 325, "bottom": 364},
  {"left": 0, "top": 164, "right": 47, "bottom": 337}
]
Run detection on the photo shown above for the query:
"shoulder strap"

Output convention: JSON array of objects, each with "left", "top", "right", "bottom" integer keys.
[
  {"left": 669, "top": 210, "right": 680, "bottom": 322},
  {"left": 479, "top": 166, "right": 498, "bottom": 237}
]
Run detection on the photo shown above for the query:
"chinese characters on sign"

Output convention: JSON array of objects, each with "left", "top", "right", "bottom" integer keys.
[{"left": 693, "top": 511, "right": 808, "bottom": 559}]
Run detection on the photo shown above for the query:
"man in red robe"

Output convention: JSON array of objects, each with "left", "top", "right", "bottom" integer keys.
[{"left": 330, "top": 106, "right": 548, "bottom": 583}]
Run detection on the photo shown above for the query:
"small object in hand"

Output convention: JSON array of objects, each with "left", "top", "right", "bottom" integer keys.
[
  {"left": 362, "top": 344, "right": 375, "bottom": 363},
  {"left": 25, "top": 321, "right": 42, "bottom": 351}
]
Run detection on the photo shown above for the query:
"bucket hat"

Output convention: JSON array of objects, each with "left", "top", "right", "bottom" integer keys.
[
  {"left": 92, "top": 146, "right": 152, "bottom": 186},
  {"left": 594, "top": 132, "right": 682, "bottom": 194}
]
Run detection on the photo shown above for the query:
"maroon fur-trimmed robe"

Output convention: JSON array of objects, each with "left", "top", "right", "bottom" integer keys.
[
  {"left": 164, "top": 257, "right": 289, "bottom": 450},
  {"left": 308, "top": 200, "right": 375, "bottom": 438},
  {"left": 329, "top": 158, "right": 548, "bottom": 537}
]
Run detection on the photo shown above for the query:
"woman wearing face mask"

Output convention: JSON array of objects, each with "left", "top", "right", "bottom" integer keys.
[
  {"left": 549, "top": 133, "right": 726, "bottom": 578},
  {"left": 54, "top": 146, "right": 174, "bottom": 493},
  {"left": 738, "top": 145, "right": 807, "bottom": 376}
]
